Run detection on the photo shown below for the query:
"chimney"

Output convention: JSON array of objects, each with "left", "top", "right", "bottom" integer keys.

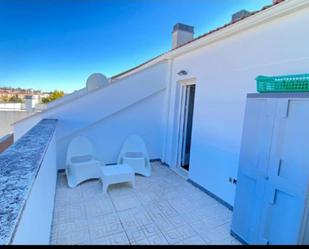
[
  {"left": 231, "top": 9, "right": 251, "bottom": 22},
  {"left": 24, "top": 95, "right": 35, "bottom": 112},
  {"left": 172, "top": 23, "right": 194, "bottom": 49},
  {"left": 273, "top": 0, "right": 284, "bottom": 4}
]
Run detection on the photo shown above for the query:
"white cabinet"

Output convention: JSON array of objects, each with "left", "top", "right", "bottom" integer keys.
[{"left": 231, "top": 93, "right": 309, "bottom": 245}]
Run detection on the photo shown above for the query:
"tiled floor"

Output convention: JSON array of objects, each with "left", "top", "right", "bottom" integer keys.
[{"left": 50, "top": 162, "right": 241, "bottom": 245}]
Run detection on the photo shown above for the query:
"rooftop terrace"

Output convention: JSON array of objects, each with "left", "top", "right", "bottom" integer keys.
[{"left": 50, "top": 161, "right": 240, "bottom": 245}]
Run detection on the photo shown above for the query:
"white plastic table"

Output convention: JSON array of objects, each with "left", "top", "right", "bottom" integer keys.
[{"left": 100, "top": 164, "right": 135, "bottom": 193}]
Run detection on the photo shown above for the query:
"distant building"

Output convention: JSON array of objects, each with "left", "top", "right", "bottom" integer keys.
[
  {"left": 0, "top": 87, "right": 50, "bottom": 103},
  {"left": 0, "top": 88, "right": 49, "bottom": 138}
]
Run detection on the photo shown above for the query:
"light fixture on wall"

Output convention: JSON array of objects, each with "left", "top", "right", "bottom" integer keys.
[{"left": 177, "top": 70, "right": 188, "bottom": 76}]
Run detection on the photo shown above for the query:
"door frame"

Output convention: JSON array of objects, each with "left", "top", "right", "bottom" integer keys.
[{"left": 175, "top": 77, "right": 196, "bottom": 172}]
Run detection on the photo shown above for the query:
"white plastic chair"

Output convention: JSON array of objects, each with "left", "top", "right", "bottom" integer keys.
[
  {"left": 65, "top": 136, "right": 102, "bottom": 188},
  {"left": 117, "top": 135, "right": 151, "bottom": 177}
]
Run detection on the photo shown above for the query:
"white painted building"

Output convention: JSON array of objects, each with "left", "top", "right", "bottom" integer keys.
[
  {"left": 4, "top": 0, "right": 309, "bottom": 245},
  {"left": 0, "top": 96, "right": 46, "bottom": 138}
]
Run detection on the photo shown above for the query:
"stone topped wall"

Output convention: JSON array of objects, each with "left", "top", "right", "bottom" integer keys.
[{"left": 0, "top": 119, "right": 57, "bottom": 244}]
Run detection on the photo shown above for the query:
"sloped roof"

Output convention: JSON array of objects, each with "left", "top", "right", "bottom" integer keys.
[{"left": 112, "top": 0, "right": 285, "bottom": 79}]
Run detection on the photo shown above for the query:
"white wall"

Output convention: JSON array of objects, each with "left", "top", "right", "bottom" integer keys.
[
  {"left": 57, "top": 91, "right": 165, "bottom": 168},
  {"left": 46, "top": 88, "right": 87, "bottom": 109},
  {"left": 13, "top": 113, "right": 42, "bottom": 142},
  {"left": 14, "top": 61, "right": 168, "bottom": 169},
  {"left": 13, "top": 132, "right": 57, "bottom": 245},
  {"left": 51, "top": 62, "right": 167, "bottom": 169},
  {"left": 164, "top": 7, "right": 309, "bottom": 206},
  {"left": 0, "top": 111, "right": 33, "bottom": 138},
  {"left": 0, "top": 103, "right": 23, "bottom": 110}
]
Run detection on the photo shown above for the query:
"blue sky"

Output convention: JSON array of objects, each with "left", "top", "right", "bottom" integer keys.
[{"left": 0, "top": 0, "right": 271, "bottom": 93}]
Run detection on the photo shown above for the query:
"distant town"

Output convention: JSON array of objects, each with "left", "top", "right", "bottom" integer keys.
[
  {"left": 0, "top": 87, "right": 51, "bottom": 103},
  {"left": 0, "top": 87, "right": 64, "bottom": 104},
  {"left": 0, "top": 87, "right": 65, "bottom": 137}
]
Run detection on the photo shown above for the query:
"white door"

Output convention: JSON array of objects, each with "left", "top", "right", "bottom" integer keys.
[{"left": 179, "top": 84, "right": 196, "bottom": 171}]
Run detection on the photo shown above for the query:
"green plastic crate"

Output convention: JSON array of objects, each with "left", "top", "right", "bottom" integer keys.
[{"left": 256, "top": 74, "right": 309, "bottom": 93}]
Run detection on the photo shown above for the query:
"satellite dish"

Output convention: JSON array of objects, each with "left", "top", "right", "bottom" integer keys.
[{"left": 86, "top": 73, "right": 109, "bottom": 91}]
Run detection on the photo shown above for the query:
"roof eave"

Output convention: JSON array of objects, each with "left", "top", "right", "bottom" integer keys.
[{"left": 112, "top": 0, "right": 309, "bottom": 80}]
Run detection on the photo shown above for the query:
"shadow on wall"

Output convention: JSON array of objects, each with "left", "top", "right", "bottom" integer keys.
[
  {"left": 0, "top": 134, "right": 14, "bottom": 153},
  {"left": 55, "top": 91, "right": 165, "bottom": 170}
]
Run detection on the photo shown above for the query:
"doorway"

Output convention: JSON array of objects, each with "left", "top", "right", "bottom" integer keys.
[{"left": 179, "top": 83, "right": 196, "bottom": 171}]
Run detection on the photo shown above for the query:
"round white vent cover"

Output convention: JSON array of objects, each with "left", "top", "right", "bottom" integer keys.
[{"left": 86, "top": 73, "right": 109, "bottom": 91}]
